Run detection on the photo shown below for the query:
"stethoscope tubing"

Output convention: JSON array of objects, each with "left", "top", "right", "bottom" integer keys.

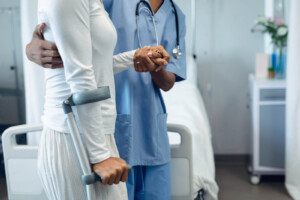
[
  {"left": 136, "top": 7, "right": 159, "bottom": 48},
  {"left": 136, "top": 0, "right": 181, "bottom": 58}
]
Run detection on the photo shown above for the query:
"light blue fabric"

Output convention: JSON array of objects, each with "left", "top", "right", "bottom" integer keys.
[
  {"left": 103, "top": 0, "right": 186, "bottom": 166},
  {"left": 126, "top": 163, "right": 171, "bottom": 200}
]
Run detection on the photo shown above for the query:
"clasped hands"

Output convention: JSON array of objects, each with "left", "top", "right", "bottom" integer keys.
[{"left": 134, "top": 45, "right": 170, "bottom": 73}]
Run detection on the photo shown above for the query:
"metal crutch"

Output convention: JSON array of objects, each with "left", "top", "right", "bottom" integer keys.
[{"left": 62, "top": 86, "right": 131, "bottom": 200}]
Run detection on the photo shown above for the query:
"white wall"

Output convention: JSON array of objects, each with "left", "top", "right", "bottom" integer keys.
[
  {"left": 194, "top": 0, "right": 265, "bottom": 154},
  {"left": 174, "top": 0, "right": 265, "bottom": 154},
  {"left": 21, "top": 0, "right": 45, "bottom": 145}
]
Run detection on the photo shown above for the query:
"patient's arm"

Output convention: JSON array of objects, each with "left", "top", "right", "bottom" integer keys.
[{"left": 112, "top": 50, "right": 136, "bottom": 74}]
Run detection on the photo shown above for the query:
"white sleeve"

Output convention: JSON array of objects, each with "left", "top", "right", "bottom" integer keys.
[
  {"left": 45, "top": 0, "right": 110, "bottom": 163},
  {"left": 113, "top": 50, "right": 136, "bottom": 74}
]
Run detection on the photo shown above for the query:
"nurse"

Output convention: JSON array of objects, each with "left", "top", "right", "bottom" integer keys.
[
  {"left": 26, "top": 0, "right": 187, "bottom": 199},
  {"left": 106, "top": 1, "right": 186, "bottom": 199}
]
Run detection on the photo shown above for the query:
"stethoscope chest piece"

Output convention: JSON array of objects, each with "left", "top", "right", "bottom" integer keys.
[{"left": 173, "top": 47, "right": 182, "bottom": 59}]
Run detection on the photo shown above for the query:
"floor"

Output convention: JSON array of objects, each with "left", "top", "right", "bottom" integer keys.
[
  {"left": 216, "top": 163, "right": 292, "bottom": 200},
  {"left": 0, "top": 177, "right": 7, "bottom": 200},
  {"left": 0, "top": 163, "right": 293, "bottom": 200}
]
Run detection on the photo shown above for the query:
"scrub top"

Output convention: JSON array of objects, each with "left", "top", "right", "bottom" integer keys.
[{"left": 103, "top": 0, "right": 187, "bottom": 166}]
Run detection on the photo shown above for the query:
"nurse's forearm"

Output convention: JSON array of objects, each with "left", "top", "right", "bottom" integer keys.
[{"left": 150, "top": 68, "right": 175, "bottom": 91}]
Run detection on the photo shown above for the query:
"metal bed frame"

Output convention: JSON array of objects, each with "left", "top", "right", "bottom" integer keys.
[{"left": 2, "top": 123, "right": 195, "bottom": 200}]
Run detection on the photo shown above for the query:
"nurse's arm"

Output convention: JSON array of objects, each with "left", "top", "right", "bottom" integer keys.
[
  {"left": 150, "top": 69, "right": 176, "bottom": 91},
  {"left": 148, "top": 46, "right": 175, "bottom": 91}
]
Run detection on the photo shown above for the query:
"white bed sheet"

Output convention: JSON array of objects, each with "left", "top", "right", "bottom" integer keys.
[{"left": 163, "top": 82, "right": 219, "bottom": 200}]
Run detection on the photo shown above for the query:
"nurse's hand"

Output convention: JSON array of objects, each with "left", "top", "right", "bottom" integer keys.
[
  {"left": 93, "top": 157, "right": 129, "bottom": 185},
  {"left": 148, "top": 45, "right": 170, "bottom": 72},
  {"left": 134, "top": 46, "right": 169, "bottom": 72},
  {"left": 26, "top": 23, "right": 63, "bottom": 69}
]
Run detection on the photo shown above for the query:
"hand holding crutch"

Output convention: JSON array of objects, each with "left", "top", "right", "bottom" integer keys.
[
  {"left": 92, "top": 157, "right": 129, "bottom": 185},
  {"left": 63, "top": 87, "right": 131, "bottom": 200}
]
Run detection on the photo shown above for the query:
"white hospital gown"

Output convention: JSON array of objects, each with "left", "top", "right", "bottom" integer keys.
[{"left": 38, "top": 128, "right": 128, "bottom": 200}]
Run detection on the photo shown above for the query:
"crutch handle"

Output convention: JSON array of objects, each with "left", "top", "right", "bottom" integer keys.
[
  {"left": 82, "top": 165, "right": 132, "bottom": 185},
  {"left": 63, "top": 87, "right": 111, "bottom": 114},
  {"left": 72, "top": 87, "right": 110, "bottom": 105}
]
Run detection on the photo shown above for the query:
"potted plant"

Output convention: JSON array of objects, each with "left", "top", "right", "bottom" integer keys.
[
  {"left": 268, "top": 67, "right": 276, "bottom": 79},
  {"left": 252, "top": 16, "right": 288, "bottom": 79}
]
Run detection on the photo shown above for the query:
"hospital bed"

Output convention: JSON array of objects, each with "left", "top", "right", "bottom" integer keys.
[
  {"left": 2, "top": 62, "right": 219, "bottom": 200},
  {"left": 163, "top": 56, "right": 219, "bottom": 200},
  {"left": 2, "top": 123, "right": 194, "bottom": 200}
]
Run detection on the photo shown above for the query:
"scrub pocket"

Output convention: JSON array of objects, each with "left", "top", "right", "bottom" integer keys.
[
  {"left": 114, "top": 114, "right": 132, "bottom": 163},
  {"left": 156, "top": 113, "right": 171, "bottom": 162}
]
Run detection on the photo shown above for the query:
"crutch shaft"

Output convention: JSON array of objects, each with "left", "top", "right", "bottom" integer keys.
[{"left": 65, "top": 112, "right": 96, "bottom": 200}]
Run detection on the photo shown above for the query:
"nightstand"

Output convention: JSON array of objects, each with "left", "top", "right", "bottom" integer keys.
[{"left": 248, "top": 74, "right": 286, "bottom": 184}]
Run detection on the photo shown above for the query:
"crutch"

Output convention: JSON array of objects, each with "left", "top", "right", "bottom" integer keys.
[{"left": 62, "top": 86, "right": 131, "bottom": 200}]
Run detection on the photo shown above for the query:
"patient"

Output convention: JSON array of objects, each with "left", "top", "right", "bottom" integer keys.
[{"left": 33, "top": 0, "right": 169, "bottom": 199}]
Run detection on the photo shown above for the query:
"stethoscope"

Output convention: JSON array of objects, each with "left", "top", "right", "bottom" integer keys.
[{"left": 136, "top": 0, "right": 182, "bottom": 59}]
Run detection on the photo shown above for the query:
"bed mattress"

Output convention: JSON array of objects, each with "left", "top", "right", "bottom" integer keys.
[{"left": 163, "top": 82, "right": 219, "bottom": 200}]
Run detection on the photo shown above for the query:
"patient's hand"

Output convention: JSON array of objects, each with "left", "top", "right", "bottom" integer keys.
[
  {"left": 26, "top": 23, "right": 63, "bottom": 69},
  {"left": 93, "top": 157, "right": 129, "bottom": 185},
  {"left": 134, "top": 45, "right": 170, "bottom": 72}
]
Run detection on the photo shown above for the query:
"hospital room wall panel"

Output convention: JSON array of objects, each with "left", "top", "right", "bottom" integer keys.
[
  {"left": 0, "top": 11, "right": 17, "bottom": 89},
  {"left": 195, "top": 0, "right": 265, "bottom": 154},
  {"left": 0, "top": 0, "right": 25, "bottom": 125},
  {"left": 0, "top": 98, "right": 19, "bottom": 125}
]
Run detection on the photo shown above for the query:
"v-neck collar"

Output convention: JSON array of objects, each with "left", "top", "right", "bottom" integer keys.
[{"left": 145, "top": 0, "right": 172, "bottom": 19}]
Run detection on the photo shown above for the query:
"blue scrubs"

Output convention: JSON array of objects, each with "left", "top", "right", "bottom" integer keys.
[
  {"left": 103, "top": 0, "right": 187, "bottom": 199},
  {"left": 127, "top": 163, "right": 171, "bottom": 200}
]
